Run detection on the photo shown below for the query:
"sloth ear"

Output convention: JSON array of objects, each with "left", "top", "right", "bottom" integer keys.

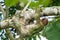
[{"left": 42, "top": 18, "right": 48, "bottom": 26}]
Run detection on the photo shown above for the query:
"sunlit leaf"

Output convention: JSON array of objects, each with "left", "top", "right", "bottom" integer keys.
[
  {"left": 5, "top": 0, "right": 19, "bottom": 7},
  {"left": 42, "top": 0, "right": 52, "bottom": 6},
  {"left": 21, "top": 0, "right": 28, "bottom": 4},
  {"left": 30, "top": 0, "right": 52, "bottom": 8}
]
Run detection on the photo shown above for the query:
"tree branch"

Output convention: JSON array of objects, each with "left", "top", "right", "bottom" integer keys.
[{"left": 40, "top": 6, "right": 60, "bottom": 16}]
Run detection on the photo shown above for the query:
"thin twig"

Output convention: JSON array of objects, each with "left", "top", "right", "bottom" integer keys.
[{"left": 22, "top": 0, "right": 31, "bottom": 11}]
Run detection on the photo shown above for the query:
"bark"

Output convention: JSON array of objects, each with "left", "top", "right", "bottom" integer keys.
[{"left": 40, "top": 6, "right": 60, "bottom": 16}]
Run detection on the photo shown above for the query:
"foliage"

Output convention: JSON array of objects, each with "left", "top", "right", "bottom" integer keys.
[
  {"left": 30, "top": 0, "right": 52, "bottom": 8},
  {"left": 45, "top": 18, "right": 60, "bottom": 40},
  {"left": 49, "top": 0, "right": 60, "bottom": 6},
  {"left": 5, "top": 0, "right": 19, "bottom": 7},
  {"left": 5, "top": 0, "right": 52, "bottom": 8}
]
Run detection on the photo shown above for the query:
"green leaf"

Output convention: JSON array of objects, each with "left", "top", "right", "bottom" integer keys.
[
  {"left": 45, "top": 19, "right": 60, "bottom": 40},
  {"left": 21, "top": 0, "right": 28, "bottom": 4},
  {"left": 29, "top": 0, "right": 52, "bottom": 8},
  {"left": 49, "top": 0, "right": 60, "bottom": 6},
  {"left": 40, "top": 0, "right": 52, "bottom": 7},
  {"left": 33, "top": 35, "right": 36, "bottom": 40},
  {"left": 30, "top": 1, "right": 40, "bottom": 8},
  {"left": 5, "top": 0, "right": 19, "bottom": 7}
]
